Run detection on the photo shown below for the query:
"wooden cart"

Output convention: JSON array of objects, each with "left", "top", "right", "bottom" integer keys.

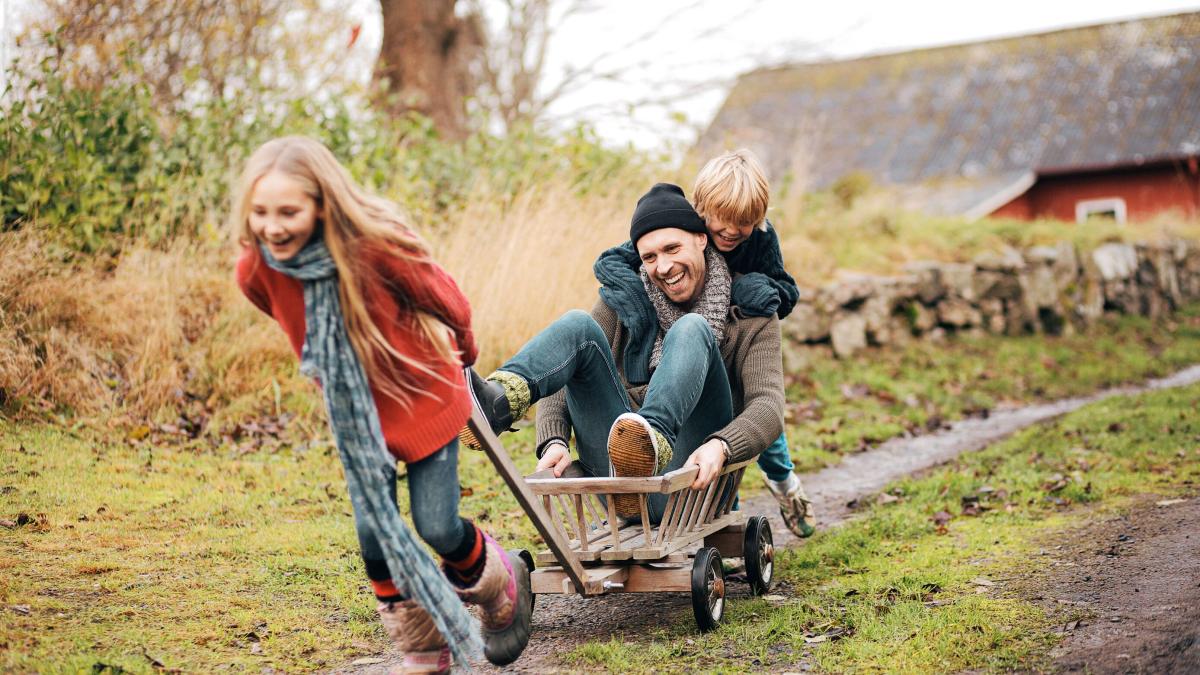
[{"left": 468, "top": 408, "right": 775, "bottom": 630}]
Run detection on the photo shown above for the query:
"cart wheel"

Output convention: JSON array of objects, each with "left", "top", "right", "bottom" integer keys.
[
  {"left": 691, "top": 546, "right": 726, "bottom": 632},
  {"left": 743, "top": 516, "right": 774, "bottom": 595},
  {"left": 515, "top": 549, "right": 535, "bottom": 611}
]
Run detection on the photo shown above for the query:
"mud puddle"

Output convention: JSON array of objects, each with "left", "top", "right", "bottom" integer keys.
[{"left": 335, "top": 364, "right": 1200, "bottom": 674}]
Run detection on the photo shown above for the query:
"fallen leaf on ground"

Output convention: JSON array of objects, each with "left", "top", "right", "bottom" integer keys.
[
  {"left": 1155, "top": 498, "right": 1186, "bottom": 507},
  {"left": 877, "top": 493, "right": 899, "bottom": 505},
  {"left": 1043, "top": 473, "right": 1069, "bottom": 492},
  {"left": 840, "top": 383, "right": 869, "bottom": 400},
  {"left": 804, "top": 627, "right": 849, "bottom": 644},
  {"left": 931, "top": 511, "right": 953, "bottom": 527},
  {"left": 970, "top": 577, "right": 995, "bottom": 587},
  {"left": 127, "top": 425, "right": 152, "bottom": 440},
  {"left": 350, "top": 658, "right": 385, "bottom": 665}
]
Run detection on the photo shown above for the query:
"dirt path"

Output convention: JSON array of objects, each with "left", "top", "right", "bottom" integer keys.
[
  {"left": 334, "top": 365, "right": 1200, "bottom": 674},
  {"left": 1020, "top": 495, "right": 1200, "bottom": 674},
  {"left": 757, "top": 364, "right": 1200, "bottom": 548}
]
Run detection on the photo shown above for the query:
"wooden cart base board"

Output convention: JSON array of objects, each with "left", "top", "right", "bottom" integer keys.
[{"left": 529, "top": 521, "right": 750, "bottom": 595}]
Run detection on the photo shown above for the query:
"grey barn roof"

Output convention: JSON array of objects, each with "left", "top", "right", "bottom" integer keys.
[{"left": 695, "top": 12, "right": 1200, "bottom": 215}]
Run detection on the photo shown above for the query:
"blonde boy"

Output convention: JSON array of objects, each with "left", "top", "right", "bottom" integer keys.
[
  {"left": 692, "top": 149, "right": 816, "bottom": 538},
  {"left": 693, "top": 149, "right": 770, "bottom": 252}
]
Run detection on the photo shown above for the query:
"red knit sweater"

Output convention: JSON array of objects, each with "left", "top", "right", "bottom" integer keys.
[{"left": 236, "top": 239, "right": 478, "bottom": 463}]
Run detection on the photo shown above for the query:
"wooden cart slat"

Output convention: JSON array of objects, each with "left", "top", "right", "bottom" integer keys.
[
  {"left": 531, "top": 563, "right": 693, "bottom": 594},
  {"left": 632, "top": 512, "right": 741, "bottom": 559},
  {"left": 476, "top": 404, "right": 754, "bottom": 599},
  {"left": 525, "top": 463, "right": 714, "bottom": 495}
]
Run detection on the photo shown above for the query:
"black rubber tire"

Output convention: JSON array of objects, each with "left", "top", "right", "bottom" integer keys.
[
  {"left": 743, "top": 515, "right": 775, "bottom": 596},
  {"left": 516, "top": 548, "right": 536, "bottom": 611},
  {"left": 691, "top": 546, "right": 726, "bottom": 632}
]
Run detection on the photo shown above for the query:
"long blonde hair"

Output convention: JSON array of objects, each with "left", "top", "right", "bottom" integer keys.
[{"left": 230, "top": 135, "right": 461, "bottom": 408}]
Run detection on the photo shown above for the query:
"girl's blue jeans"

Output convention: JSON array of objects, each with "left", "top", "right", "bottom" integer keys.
[
  {"left": 353, "top": 439, "right": 465, "bottom": 581},
  {"left": 498, "top": 309, "right": 734, "bottom": 522}
]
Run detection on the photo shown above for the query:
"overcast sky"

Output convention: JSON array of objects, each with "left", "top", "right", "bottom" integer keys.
[
  {"left": 522, "top": 0, "right": 1200, "bottom": 151},
  {"left": 5, "top": 0, "right": 1198, "bottom": 152}
]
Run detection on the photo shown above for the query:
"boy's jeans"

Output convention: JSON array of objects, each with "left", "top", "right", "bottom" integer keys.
[
  {"left": 498, "top": 309, "right": 734, "bottom": 522},
  {"left": 758, "top": 433, "right": 795, "bottom": 483}
]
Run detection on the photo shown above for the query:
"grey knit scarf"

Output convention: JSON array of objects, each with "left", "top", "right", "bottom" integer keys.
[
  {"left": 640, "top": 246, "right": 731, "bottom": 370},
  {"left": 259, "top": 237, "right": 482, "bottom": 666}
]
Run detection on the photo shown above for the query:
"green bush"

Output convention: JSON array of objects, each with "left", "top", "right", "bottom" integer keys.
[{"left": 1, "top": 44, "right": 647, "bottom": 253}]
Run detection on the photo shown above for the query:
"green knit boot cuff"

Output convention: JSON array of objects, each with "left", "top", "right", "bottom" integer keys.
[
  {"left": 487, "top": 371, "right": 532, "bottom": 421},
  {"left": 652, "top": 428, "right": 673, "bottom": 474}
]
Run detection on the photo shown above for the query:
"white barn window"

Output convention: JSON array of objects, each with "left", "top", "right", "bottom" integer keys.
[{"left": 1075, "top": 197, "right": 1127, "bottom": 223}]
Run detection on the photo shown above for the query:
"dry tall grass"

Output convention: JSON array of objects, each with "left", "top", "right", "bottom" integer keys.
[
  {"left": 0, "top": 179, "right": 642, "bottom": 428},
  {"left": 4, "top": 179, "right": 1198, "bottom": 430},
  {"left": 771, "top": 189, "right": 1200, "bottom": 285},
  {"left": 0, "top": 230, "right": 307, "bottom": 427},
  {"left": 434, "top": 180, "right": 635, "bottom": 370}
]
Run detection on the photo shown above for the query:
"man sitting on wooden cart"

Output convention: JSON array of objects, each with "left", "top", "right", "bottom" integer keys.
[{"left": 459, "top": 183, "right": 785, "bottom": 522}]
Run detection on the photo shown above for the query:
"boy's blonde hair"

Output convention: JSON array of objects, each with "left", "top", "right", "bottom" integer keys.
[
  {"left": 229, "top": 136, "right": 460, "bottom": 409},
  {"left": 692, "top": 149, "right": 770, "bottom": 231}
]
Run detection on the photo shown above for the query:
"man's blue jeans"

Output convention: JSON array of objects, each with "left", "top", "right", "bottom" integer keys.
[{"left": 498, "top": 309, "right": 733, "bottom": 521}]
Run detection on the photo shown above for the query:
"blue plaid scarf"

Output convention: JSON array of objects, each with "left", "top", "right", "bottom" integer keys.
[{"left": 260, "top": 236, "right": 482, "bottom": 665}]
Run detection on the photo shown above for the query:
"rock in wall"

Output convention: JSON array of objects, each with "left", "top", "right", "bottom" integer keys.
[{"left": 781, "top": 238, "right": 1200, "bottom": 358}]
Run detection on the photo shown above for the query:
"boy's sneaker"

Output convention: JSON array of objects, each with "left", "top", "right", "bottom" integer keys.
[
  {"left": 458, "top": 369, "right": 528, "bottom": 450},
  {"left": 607, "top": 412, "right": 672, "bottom": 517},
  {"left": 765, "top": 473, "right": 816, "bottom": 538}
]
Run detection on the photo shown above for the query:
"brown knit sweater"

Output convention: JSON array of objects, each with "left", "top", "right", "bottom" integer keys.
[{"left": 535, "top": 295, "right": 785, "bottom": 464}]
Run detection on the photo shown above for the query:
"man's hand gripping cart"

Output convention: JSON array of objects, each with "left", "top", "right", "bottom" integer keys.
[{"left": 468, "top": 407, "right": 775, "bottom": 631}]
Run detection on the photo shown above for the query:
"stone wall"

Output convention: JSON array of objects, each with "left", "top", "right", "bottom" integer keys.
[{"left": 783, "top": 239, "right": 1200, "bottom": 358}]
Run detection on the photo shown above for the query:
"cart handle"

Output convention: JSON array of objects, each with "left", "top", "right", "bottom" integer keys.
[
  {"left": 524, "top": 459, "right": 753, "bottom": 496},
  {"left": 466, "top": 406, "right": 597, "bottom": 595}
]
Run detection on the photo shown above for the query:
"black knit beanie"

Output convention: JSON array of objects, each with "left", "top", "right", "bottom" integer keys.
[{"left": 630, "top": 183, "right": 707, "bottom": 246}]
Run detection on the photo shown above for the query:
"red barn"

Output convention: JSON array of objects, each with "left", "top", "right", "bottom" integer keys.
[{"left": 695, "top": 12, "right": 1200, "bottom": 223}]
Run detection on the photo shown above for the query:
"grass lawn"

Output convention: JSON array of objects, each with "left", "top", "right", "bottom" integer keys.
[
  {"left": 567, "top": 381, "right": 1200, "bottom": 673},
  {"left": 780, "top": 303, "right": 1200, "bottom": 473},
  {"left": 1, "top": 305, "right": 1198, "bottom": 672}
]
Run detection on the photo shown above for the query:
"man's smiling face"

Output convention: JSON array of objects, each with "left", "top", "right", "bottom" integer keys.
[{"left": 636, "top": 228, "right": 709, "bottom": 307}]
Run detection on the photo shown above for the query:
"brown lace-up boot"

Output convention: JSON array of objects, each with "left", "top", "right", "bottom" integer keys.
[
  {"left": 448, "top": 533, "right": 532, "bottom": 666},
  {"left": 376, "top": 599, "right": 451, "bottom": 674}
]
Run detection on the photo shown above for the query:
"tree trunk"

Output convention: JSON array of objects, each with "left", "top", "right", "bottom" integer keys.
[{"left": 375, "top": 0, "right": 481, "bottom": 139}]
